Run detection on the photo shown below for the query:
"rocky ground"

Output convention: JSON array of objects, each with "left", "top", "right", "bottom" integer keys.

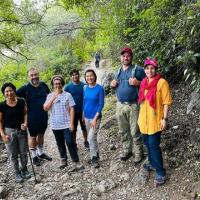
[{"left": 1, "top": 62, "right": 200, "bottom": 200}]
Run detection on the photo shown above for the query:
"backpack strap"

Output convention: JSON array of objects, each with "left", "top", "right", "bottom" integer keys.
[
  {"left": 116, "top": 65, "right": 138, "bottom": 80},
  {"left": 115, "top": 67, "right": 121, "bottom": 80},
  {"left": 131, "top": 64, "right": 137, "bottom": 78}
]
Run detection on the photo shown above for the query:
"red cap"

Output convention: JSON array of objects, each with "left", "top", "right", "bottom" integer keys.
[{"left": 120, "top": 47, "right": 133, "bottom": 56}]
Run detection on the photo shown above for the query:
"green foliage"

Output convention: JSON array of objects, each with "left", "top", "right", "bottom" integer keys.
[
  {"left": 0, "top": 63, "right": 27, "bottom": 100},
  {"left": 0, "top": 0, "right": 23, "bottom": 53},
  {"left": 64, "top": 0, "right": 200, "bottom": 88},
  {"left": 1, "top": 0, "right": 200, "bottom": 91}
]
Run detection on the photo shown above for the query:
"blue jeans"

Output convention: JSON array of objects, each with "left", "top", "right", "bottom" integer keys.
[
  {"left": 142, "top": 132, "right": 165, "bottom": 176},
  {"left": 53, "top": 128, "right": 79, "bottom": 162}
]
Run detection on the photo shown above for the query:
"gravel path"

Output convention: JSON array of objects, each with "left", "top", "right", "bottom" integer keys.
[{"left": 0, "top": 62, "right": 198, "bottom": 200}]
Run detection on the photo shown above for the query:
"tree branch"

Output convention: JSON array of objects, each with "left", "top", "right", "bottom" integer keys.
[
  {"left": 0, "top": 51, "right": 18, "bottom": 61},
  {"left": 1, "top": 42, "right": 34, "bottom": 60}
]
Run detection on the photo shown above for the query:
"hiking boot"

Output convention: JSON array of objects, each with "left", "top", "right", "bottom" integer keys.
[
  {"left": 84, "top": 141, "right": 89, "bottom": 149},
  {"left": 133, "top": 154, "right": 144, "bottom": 166},
  {"left": 38, "top": 153, "right": 52, "bottom": 161},
  {"left": 91, "top": 156, "right": 100, "bottom": 168},
  {"left": 59, "top": 158, "right": 67, "bottom": 169},
  {"left": 33, "top": 156, "right": 41, "bottom": 166},
  {"left": 15, "top": 172, "right": 23, "bottom": 183},
  {"left": 21, "top": 168, "right": 31, "bottom": 179},
  {"left": 154, "top": 174, "right": 166, "bottom": 185},
  {"left": 143, "top": 163, "right": 155, "bottom": 171},
  {"left": 88, "top": 153, "right": 100, "bottom": 164},
  {"left": 120, "top": 152, "right": 133, "bottom": 161}
]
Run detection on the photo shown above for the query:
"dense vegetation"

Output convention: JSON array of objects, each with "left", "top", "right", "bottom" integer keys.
[{"left": 0, "top": 0, "right": 200, "bottom": 100}]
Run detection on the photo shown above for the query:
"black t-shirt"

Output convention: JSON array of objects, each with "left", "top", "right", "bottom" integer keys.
[
  {"left": 0, "top": 98, "right": 25, "bottom": 129},
  {"left": 16, "top": 82, "right": 50, "bottom": 124}
]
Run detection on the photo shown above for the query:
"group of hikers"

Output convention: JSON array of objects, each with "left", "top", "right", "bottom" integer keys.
[{"left": 0, "top": 47, "right": 172, "bottom": 186}]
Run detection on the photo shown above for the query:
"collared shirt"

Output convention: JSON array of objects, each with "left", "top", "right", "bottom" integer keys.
[
  {"left": 45, "top": 91, "right": 75, "bottom": 130},
  {"left": 115, "top": 64, "right": 146, "bottom": 102}
]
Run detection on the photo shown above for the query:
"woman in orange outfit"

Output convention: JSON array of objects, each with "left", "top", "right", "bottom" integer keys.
[{"left": 138, "top": 58, "right": 172, "bottom": 185}]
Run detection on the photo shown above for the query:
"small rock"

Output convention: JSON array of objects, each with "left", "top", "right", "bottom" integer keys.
[
  {"left": 0, "top": 152, "right": 8, "bottom": 163},
  {"left": 97, "top": 183, "right": 106, "bottom": 193},
  {"left": 172, "top": 125, "right": 179, "bottom": 129},
  {"left": 109, "top": 144, "right": 117, "bottom": 151},
  {"left": 0, "top": 171, "right": 8, "bottom": 183},
  {"left": 110, "top": 159, "right": 123, "bottom": 172},
  {"left": 34, "top": 183, "right": 43, "bottom": 191},
  {"left": 119, "top": 172, "right": 130, "bottom": 181},
  {"left": 95, "top": 179, "right": 117, "bottom": 195},
  {"left": 192, "top": 181, "right": 200, "bottom": 197},
  {"left": 62, "top": 187, "right": 80, "bottom": 197},
  {"left": 191, "top": 192, "right": 197, "bottom": 199}
]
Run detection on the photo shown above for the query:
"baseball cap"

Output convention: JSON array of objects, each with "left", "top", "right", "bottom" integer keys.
[
  {"left": 120, "top": 47, "right": 133, "bottom": 56},
  {"left": 144, "top": 58, "right": 158, "bottom": 68}
]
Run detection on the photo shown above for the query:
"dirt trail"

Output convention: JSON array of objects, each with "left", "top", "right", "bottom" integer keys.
[{"left": 0, "top": 60, "right": 196, "bottom": 200}]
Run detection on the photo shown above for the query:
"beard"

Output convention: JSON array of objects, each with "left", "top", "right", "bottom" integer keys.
[
  {"left": 123, "top": 60, "right": 132, "bottom": 66},
  {"left": 30, "top": 77, "right": 39, "bottom": 85}
]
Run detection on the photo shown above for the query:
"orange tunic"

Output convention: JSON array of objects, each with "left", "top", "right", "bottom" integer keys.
[{"left": 138, "top": 78, "right": 172, "bottom": 135}]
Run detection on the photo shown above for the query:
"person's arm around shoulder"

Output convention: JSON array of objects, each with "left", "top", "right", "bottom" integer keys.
[
  {"left": 16, "top": 85, "right": 27, "bottom": 98},
  {"left": 63, "top": 83, "right": 69, "bottom": 92},
  {"left": 44, "top": 82, "right": 50, "bottom": 94}
]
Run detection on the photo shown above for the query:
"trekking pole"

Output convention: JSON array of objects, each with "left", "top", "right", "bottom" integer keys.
[{"left": 28, "top": 149, "right": 39, "bottom": 184}]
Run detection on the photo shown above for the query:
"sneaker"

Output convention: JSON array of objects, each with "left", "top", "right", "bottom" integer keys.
[
  {"left": 59, "top": 158, "right": 67, "bottom": 169},
  {"left": 15, "top": 172, "right": 23, "bottom": 183},
  {"left": 88, "top": 153, "right": 100, "bottom": 164},
  {"left": 154, "top": 174, "right": 166, "bottom": 185},
  {"left": 21, "top": 168, "right": 31, "bottom": 179},
  {"left": 84, "top": 141, "right": 89, "bottom": 149},
  {"left": 38, "top": 153, "right": 52, "bottom": 161},
  {"left": 33, "top": 156, "right": 41, "bottom": 166},
  {"left": 120, "top": 152, "right": 133, "bottom": 161},
  {"left": 91, "top": 156, "right": 100, "bottom": 168},
  {"left": 143, "top": 163, "right": 155, "bottom": 171},
  {"left": 70, "top": 162, "right": 83, "bottom": 172}
]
